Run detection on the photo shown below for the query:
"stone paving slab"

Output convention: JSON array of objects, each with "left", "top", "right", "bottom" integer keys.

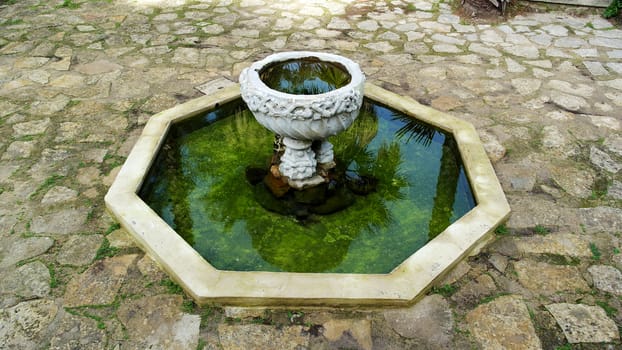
[
  {"left": 466, "top": 295, "right": 542, "bottom": 349},
  {"left": 0, "top": 0, "right": 621, "bottom": 348},
  {"left": 546, "top": 303, "right": 620, "bottom": 343}
]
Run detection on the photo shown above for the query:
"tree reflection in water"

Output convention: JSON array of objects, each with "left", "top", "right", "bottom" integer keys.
[
  {"left": 259, "top": 57, "right": 351, "bottom": 95},
  {"left": 389, "top": 109, "right": 463, "bottom": 240},
  {"left": 139, "top": 99, "right": 474, "bottom": 274}
]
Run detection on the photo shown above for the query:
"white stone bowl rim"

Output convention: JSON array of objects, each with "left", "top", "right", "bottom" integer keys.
[{"left": 243, "top": 51, "right": 365, "bottom": 100}]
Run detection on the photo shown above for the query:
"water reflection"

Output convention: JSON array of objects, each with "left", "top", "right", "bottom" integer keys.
[
  {"left": 139, "top": 98, "right": 475, "bottom": 274},
  {"left": 383, "top": 109, "right": 464, "bottom": 239},
  {"left": 391, "top": 111, "right": 438, "bottom": 147},
  {"left": 259, "top": 58, "right": 351, "bottom": 95}
]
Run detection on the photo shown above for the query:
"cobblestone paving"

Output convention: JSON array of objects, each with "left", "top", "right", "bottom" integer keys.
[{"left": 0, "top": 0, "right": 621, "bottom": 349}]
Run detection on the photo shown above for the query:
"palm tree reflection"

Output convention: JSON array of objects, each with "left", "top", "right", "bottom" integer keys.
[
  {"left": 140, "top": 98, "right": 469, "bottom": 273},
  {"left": 259, "top": 58, "right": 351, "bottom": 95},
  {"left": 392, "top": 112, "right": 438, "bottom": 147},
  {"left": 384, "top": 108, "right": 462, "bottom": 240}
]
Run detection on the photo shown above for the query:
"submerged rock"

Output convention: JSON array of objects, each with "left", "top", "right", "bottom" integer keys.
[
  {"left": 263, "top": 172, "right": 290, "bottom": 198},
  {"left": 345, "top": 173, "right": 378, "bottom": 195},
  {"left": 250, "top": 165, "right": 373, "bottom": 220},
  {"left": 294, "top": 184, "right": 327, "bottom": 205},
  {"left": 311, "top": 186, "right": 355, "bottom": 215}
]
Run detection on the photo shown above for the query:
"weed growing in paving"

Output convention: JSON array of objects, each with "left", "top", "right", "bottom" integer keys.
[
  {"left": 86, "top": 207, "right": 95, "bottom": 221},
  {"left": 104, "top": 222, "right": 121, "bottom": 235},
  {"left": 431, "top": 284, "right": 457, "bottom": 297},
  {"left": 199, "top": 307, "right": 216, "bottom": 328},
  {"left": 250, "top": 316, "right": 270, "bottom": 325},
  {"left": 160, "top": 278, "right": 183, "bottom": 294},
  {"left": 2, "top": 18, "right": 23, "bottom": 26},
  {"left": 595, "top": 300, "right": 617, "bottom": 318},
  {"left": 590, "top": 189, "right": 607, "bottom": 200},
  {"left": 534, "top": 225, "right": 549, "bottom": 235},
  {"left": 287, "top": 310, "right": 304, "bottom": 324},
  {"left": 48, "top": 263, "right": 58, "bottom": 288},
  {"left": 495, "top": 224, "right": 509, "bottom": 236},
  {"left": 182, "top": 300, "right": 194, "bottom": 313},
  {"left": 94, "top": 238, "right": 119, "bottom": 260},
  {"left": 30, "top": 174, "right": 64, "bottom": 199},
  {"left": 479, "top": 293, "right": 510, "bottom": 304},
  {"left": 590, "top": 243, "right": 602, "bottom": 261},
  {"left": 103, "top": 154, "right": 125, "bottom": 172},
  {"left": 57, "top": 0, "right": 80, "bottom": 9},
  {"left": 65, "top": 308, "right": 107, "bottom": 329},
  {"left": 604, "top": 0, "right": 621, "bottom": 18},
  {"left": 66, "top": 99, "right": 80, "bottom": 108}
]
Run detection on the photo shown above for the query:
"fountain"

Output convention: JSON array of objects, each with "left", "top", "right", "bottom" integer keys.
[
  {"left": 239, "top": 51, "right": 365, "bottom": 189},
  {"left": 105, "top": 52, "right": 510, "bottom": 306}
]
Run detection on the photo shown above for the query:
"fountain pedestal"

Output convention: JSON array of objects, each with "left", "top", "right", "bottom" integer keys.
[
  {"left": 278, "top": 137, "right": 324, "bottom": 188},
  {"left": 240, "top": 51, "right": 365, "bottom": 189}
]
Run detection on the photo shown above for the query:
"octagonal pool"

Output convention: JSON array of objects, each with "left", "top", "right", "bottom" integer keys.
[
  {"left": 105, "top": 82, "right": 509, "bottom": 306},
  {"left": 138, "top": 98, "right": 475, "bottom": 274}
]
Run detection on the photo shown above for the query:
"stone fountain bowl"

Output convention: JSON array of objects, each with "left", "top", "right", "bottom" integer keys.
[{"left": 239, "top": 51, "right": 365, "bottom": 140}]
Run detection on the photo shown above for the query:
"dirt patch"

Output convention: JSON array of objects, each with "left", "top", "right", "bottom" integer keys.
[
  {"left": 344, "top": 0, "right": 538, "bottom": 24},
  {"left": 456, "top": 0, "right": 541, "bottom": 24},
  {"left": 459, "top": 0, "right": 507, "bottom": 21},
  {"left": 455, "top": 0, "right": 615, "bottom": 25}
]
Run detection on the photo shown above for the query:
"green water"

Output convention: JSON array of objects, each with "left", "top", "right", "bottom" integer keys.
[
  {"left": 259, "top": 58, "right": 351, "bottom": 95},
  {"left": 139, "top": 98, "right": 475, "bottom": 274}
]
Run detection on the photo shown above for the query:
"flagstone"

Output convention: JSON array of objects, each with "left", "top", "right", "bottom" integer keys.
[{"left": 64, "top": 254, "right": 137, "bottom": 307}]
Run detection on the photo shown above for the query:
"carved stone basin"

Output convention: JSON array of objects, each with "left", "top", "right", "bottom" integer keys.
[{"left": 240, "top": 51, "right": 365, "bottom": 189}]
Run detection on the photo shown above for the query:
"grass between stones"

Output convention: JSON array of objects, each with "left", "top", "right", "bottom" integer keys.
[
  {"left": 590, "top": 242, "right": 602, "bottom": 261},
  {"left": 65, "top": 307, "right": 107, "bottom": 329},
  {"left": 47, "top": 262, "right": 59, "bottom": 288},
  {"left": 29, "top": 174, "right": 64, "bottom": 199},
  {"left": 104, "top": 223, "right": 121, "bottom": 236},
  {"left": 431, "top": 284, "right": 458, "bottom": 297},
  {"left": 495, "top": 224, "right": 509, "bottom": 236},
  {"left": 182, "top": 299, "right": 194, "bottom": 313},
  {"left": 1, "top": 18, "right": 23, "bottom": 26},
  {"left": 554, "top": 344, "right": 572, "bottom": 350},
  {"left": 534, "top": 224, "right": 550, "bottom": 235},
  {"left": 541, "top": 253, "right": 581, "bottom": 266},
  {"left": 478, "top": 292, "right": 510, "bottom": 305},
  {"left": 56, "top": 0, "right": 80, "bottom": 9},
  {"left": 102, "top": 154, "right": 125, "bottom": 174},
  {"left": 94, "top": 238, "right": 119, "bottom": 260},
  {"left": 159, "top": 278, "right": 183, "bottom": 294},
  {"left": 595, "top": 300, "right": 618, "bottom": 318}
]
